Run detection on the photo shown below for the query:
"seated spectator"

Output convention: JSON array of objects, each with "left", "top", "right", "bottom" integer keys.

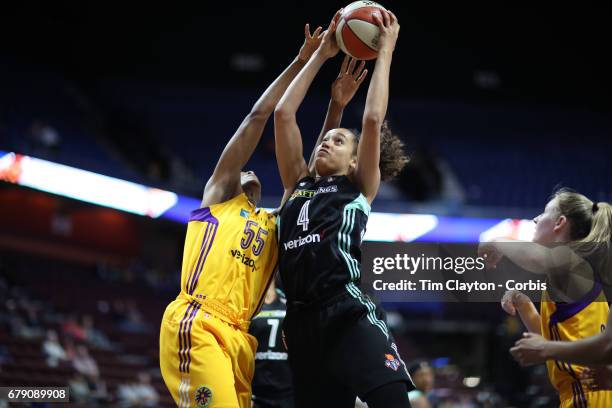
[
  {"left": 408, "top": 360, "right": 435, "bottom": 408},
  {"left": 117, "top": 371, "right": 159, "bottom": 407},
  {"left": 119, "top": 301, "right": 150, "bottom": 333},
  {"left": 91, "top": 377, "right": 112, "bottom": 405},
  {"left": 9, "top": 316, "right": 43, "bottom": 339},
  {"left": 72, "top": 344, "right": 99, "bottom": 381},
  {"left": 82, "top": 314, "right": 113, "bottom": 350},
  {"left": 42, "top": 329, "right": 67, "bottom": 367},
  {"left": 68, "top": 373, "right": 91, "bottom": 403},
  {"left": 63, "top": 337, "right": 76, "bottom": 360},
  {"left": 110, "top": 300, "right": 126, "bottom": 323},
  {"left": 23, "top": 306, "right": 43, "bottom": 330},
  {"left": 63, "top": 314, "right": 87, "bottom": 342}
]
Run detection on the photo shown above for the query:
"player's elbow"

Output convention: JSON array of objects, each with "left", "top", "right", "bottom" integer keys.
[
  {"left": 247, "top": 108, "right": 269, "bottom": 124},
  {"left": 274, "top": 105, "right": 294, "bottom": 123},
  {"left": 362, "top": 112, "right": 383, "bottom": 129}
]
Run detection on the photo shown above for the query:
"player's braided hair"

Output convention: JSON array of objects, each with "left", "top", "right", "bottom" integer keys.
[{"left": 351, "top": 120, "right": 409, "bottom": 181}]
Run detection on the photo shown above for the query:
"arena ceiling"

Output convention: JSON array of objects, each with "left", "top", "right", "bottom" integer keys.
[{"left": 2, "top": 1, "right": 611, "bottom": 110}]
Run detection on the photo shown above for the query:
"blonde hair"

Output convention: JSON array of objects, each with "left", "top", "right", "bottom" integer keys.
[
  {"left": 554, "top": 189, "right": 612, "bottom": 244},
  {"left": 554, "top": 188, "right": 612, "bottom": 283}
]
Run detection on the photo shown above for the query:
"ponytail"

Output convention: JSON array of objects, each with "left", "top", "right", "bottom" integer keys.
[
  {"left": 555, "top": 188, "right": 612, "bottom": 284},
  {"left": 582, "top": 202, "right": 612, "bottom": 245}
]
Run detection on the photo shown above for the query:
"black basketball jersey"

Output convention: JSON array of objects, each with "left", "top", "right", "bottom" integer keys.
[
  {"left": 249, "top": 289, "right": 292, "bottom": 398},
  {"left": 278, "top": 175, "right": 370, "bottom": 302}
]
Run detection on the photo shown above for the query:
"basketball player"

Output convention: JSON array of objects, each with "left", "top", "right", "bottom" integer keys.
[
  {"left": 274, "top": 10, "right": 413, "bottom": 408},
  {"left": 479, "top": 189, "right": 612, "bottom": 407},
  {"left": 158, "top": 25, "right": 327, "bottom": 408},
  {"left": 249, "top": 56, "right": 368, "bottom": 408},
  {"left": 249, "top": 279, "right": 293, "bottom": 408}
]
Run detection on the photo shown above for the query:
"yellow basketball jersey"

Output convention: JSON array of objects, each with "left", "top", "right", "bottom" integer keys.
[
  {"left": 179, "top": 193, "right": 278, "bottom": 329},
  {"left": 541, "top": 280, "right": 610, "bottom": 405}
]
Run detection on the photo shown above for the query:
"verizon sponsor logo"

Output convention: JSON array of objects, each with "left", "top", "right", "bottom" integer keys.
[
  {"left": 229, "top": 249, "right": 257, "bottom": 272},
  {"left": 255, "top": 351, "right": 288, "bottom": 360},
  {"left": 283, "top": 233, "right": 320, "bottom": 250}
]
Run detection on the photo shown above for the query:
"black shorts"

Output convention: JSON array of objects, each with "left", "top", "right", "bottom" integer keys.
[{"left": 283, "top": 290, "right": 414, "bottom": 408}]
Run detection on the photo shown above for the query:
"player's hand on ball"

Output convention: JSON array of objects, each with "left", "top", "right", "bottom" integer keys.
[
  {"left": 373, "top": 10, "right": 399, "bottom": 52},
  {"left": 298, "top": 23, "right": 324, "bottom": 63},
  {"left": 509, "top": 332, "right": 549, "bottom": 365},
  {"left": 317, "top": 9, "right": 342, "bottom": 59},
  {"left": 331, "top": 56, "right": 368, "bottom": 108}
]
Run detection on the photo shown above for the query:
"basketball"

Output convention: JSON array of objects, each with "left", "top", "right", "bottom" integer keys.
[{"left": 336, "top": 1, "right": 387, "bottom": 60}]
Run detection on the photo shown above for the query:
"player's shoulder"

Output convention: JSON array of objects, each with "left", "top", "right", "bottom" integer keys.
[
  {"left": 190, "top": 192, "right": 249, "bottom": 221},
  {"left": 255, "top": 208, "right": 278, "bottom": 228}
]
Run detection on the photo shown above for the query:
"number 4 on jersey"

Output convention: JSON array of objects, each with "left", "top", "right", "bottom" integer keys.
[{"left": 297, "top": 200, "right": 310, "bottom": 231}]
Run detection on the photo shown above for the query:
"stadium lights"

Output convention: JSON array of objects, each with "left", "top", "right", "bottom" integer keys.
[
  {"left": 0, "top": 151, "right": 178, "bottom": 218},
  {"left": 0, "top": 150, "right": 535, "bottom": 242},
  {"left": 463, "top": 377, "right": 481, "bottom": 388}
]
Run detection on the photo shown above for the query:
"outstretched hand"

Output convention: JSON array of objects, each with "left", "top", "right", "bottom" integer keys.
[
  {"left": 331, "top": 56, "right": 368, "bottom": 107},
  {"left": 298, "top": 23, "right": 324, "bottom": 63},
  {"left": 317, "top": 9, "right": 343, "bottom": 59}
]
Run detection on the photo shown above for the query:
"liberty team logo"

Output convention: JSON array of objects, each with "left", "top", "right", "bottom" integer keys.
[
  {"left": 384, "top": 353, "right": 400, "bottom": 371},
  {"left": 195, "top": 385, "right": 213, "bottom": 407}
]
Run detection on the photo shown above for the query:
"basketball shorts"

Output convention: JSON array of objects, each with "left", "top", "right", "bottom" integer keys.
[
  {"left": 283, "top": 290, "right": 414, "bottom": 408},
  {"left": 160, "top": 298, "right": 257, "bottom": 408}
]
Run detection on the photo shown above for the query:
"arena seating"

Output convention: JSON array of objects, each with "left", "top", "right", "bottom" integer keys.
[
  {"left": 3, "top": 63, "right": 611, "bottom": 210},
  {"left": 0, "top": 254, "right": 174, "bottom": 406}
]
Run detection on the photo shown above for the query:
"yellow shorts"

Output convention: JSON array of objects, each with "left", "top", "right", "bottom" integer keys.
[
  {"left": 159, "top": 298, "right": 257, "bottom": 408},
  {"left": 559, "top": 386, "right": 612, "bottom": 408}
]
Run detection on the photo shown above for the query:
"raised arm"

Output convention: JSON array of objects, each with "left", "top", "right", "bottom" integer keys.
[
  {"left": 274, "top": 10, "right": 342, "bottom": 191},
  {"left": 201, "top": 24, "right": 323, "bottom": 207},
  {"left": 354, "top": 10, "right": 399, "bottom": 203},
  {"left": 479, "top": 239, "right": 594, "bottom": 301},
  {"left": 306, "top": 56, "right": 368, "bottom": 174},
  {"left": 479, "top": 239, "right": 580, "bottom": 274}
]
